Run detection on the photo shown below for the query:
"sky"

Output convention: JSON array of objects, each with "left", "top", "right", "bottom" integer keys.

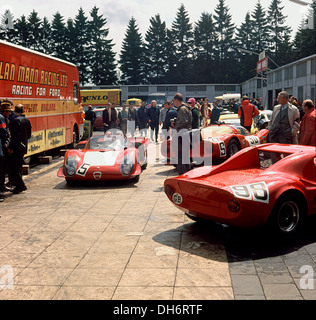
[{"left": 0, "top": 0, "right": 312, "bottom": 56}]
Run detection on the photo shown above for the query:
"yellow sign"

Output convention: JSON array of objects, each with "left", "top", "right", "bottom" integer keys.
[
  {"left": 27, "top": 130, "right": 46, "bottom": 156},
  {"left": 46, "top": 127, "right": 66, "bottom": 149}
]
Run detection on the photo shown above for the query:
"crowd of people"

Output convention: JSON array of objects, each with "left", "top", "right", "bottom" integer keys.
[{"left": 0, "top": 99, "right": 32, "bottom": 202}]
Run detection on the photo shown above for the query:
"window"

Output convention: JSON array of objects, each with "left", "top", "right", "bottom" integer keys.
[
  {"left": 284, "top": 67, "right": 293, "bottom": 81},
  {"left": 296, "top": 62, "right": 307, "bottom": 78},
  {"left": 275, "top": 71, "right": 282, "bottom": 82},
  {"left": 311, "top": 59, "right": 316, "bottom": 75},
  {"left": 128, "top": 86, "right": 139, "bottom": 92}
]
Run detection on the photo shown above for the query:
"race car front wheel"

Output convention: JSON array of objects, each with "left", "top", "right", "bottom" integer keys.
[
  {"left": 227, "top": 139, "right": 240, "bottom": 158},
  {"left": 270, "top": 193, "right": 306, "bottom": 238}
]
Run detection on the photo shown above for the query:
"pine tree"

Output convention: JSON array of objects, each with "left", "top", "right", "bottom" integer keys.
[
  {"left": 88, "top": 6, "right": 117, "bottom": 85},
  {"left": 51, "top": 12, "right": 67, "bottom": 60},
  {"left": 236, "top": 12, "right": 257, "bottom": 81},
  {"left": 27, "top": 10, "right": 42, "bottom": 50},
  {"left": 0, "top": 9, "right": 15, "bottom": 41},
  {"left": 39, "top": 17, "right": 52, "bottom": 54},
  {"left": 251, "top": 2, "right": 270, "bottom": 53},
  {"left": 169, "top": 4, "right": 194, "bottom": 83},
  {"left": 267, "top": 0, "right": 293, "bottom": 67},
  {"left": 213, "top": 0, "right": 236, "bottom": 82},
  {"left": 73, "top": 8, "right": 90, "bottom": 85},
  {"left": 193, "top": 12, "right": 218, "bottom": 83},
  {"left": 64, "top": 18, "right": 77, "bottom": 63},
  {"left": 14, "top": 15, "right": 29, "bottom": 47},
  {"left": 144, "top": 14, "right": 168, "bottom": 84},
  {"left": 119, "top": 17, "right": 144, "bottom": 85},
  {"left": 293, "top": 0, "right": 316, "bottom": 60}
]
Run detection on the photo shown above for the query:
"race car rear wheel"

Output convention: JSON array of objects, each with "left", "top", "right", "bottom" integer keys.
[
  {"left": 270, "top": 193, "right": 306, "bottom": 238},
  {"left": 227, "top": 139, "right": 240, "bottom": 158}
]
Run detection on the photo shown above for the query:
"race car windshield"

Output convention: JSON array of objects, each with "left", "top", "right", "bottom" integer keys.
[
  {"left": 202, "top": 125, "right": 234, "bottom": 139},
  {"left": 89, "top": 136, "right": 127, "bottom": 150}
]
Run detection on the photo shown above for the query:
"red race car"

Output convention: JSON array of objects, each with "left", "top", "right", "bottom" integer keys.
[
  {"left": 161, "top": 124, "right": 268, "bottom": 166},
  {"left": 58, "top": 133, "right": 149, "bottom": 183},
  {"left": 164, "top": 144, "right": 316, "bottom": 238}
]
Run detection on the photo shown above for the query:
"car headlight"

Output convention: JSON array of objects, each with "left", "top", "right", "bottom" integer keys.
[
  {"left": 65, "top": 156, "right": 77, "bottom": 177},
  {"left": 120, "top": 154, "right": 135, "bottom": 176}
]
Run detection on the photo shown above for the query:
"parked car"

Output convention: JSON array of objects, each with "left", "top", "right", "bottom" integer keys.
[
  {"left": 164, "top": 144, "right": 316, "bottom": 238},
  {"left": 161, "top": 124, "right": 268, "bottom": 166},
  {"left": 93, "top": 108, "right": 105, "bottom": 131},
  {"left": 58, "top": 132, "right": 149, "bottom": 183}
]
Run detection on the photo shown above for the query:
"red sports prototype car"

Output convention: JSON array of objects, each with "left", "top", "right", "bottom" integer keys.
[
  {"left": 58, "top": 133, "right": 149, "bottom": 183},
  {"left": 164, "top": 144, "right": 316, "bottom": 237},
  {"left": 161, "top": 124, "right": 268, "bottom": 165}
]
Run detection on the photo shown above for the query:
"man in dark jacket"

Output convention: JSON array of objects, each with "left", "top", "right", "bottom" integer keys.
[
  {"left": 137, "top": 101, "right": 149, "bottom": 137},
  {"left": 103, "top": 103, "right": 117, "bottom": 133},
  {"left": 162, "top": 101, "right": 177, "bottom": 140},
  {"left": 148, "top": 100, "right": 160, "bottom": 142},
  {"left": 173, "top": 93, "right": 192, "bottom": 175},
  {"left": 8, "top": 104, "right": 32, "bottom": 194},
  {"left": 85, "top": 105, "right": 96, "bottom": 137}
]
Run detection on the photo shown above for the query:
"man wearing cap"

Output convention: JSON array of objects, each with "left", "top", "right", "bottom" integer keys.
[
  {"left": 188, "top": 98, "right": 199, "bottom": 129},
  {"left": 8, "top": 104, "right": 32, "bottom": 194},
  {"left": 0, "top": 100, "right": 13, "bottom": 193}
]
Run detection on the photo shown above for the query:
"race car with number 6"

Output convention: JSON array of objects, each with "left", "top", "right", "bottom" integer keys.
[
  {"left": 58, "top": 133, "right": 149, "bottom": 183},
  {"left": 164, "top": 144, "right": 316, "bottom": 238},
  {"left": 161, "top": 124, "right": 268, "bottom": 165}
]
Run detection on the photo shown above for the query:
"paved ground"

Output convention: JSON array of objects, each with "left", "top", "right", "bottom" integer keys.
[{"left": 0, "top": 140, "right": 315, "bottom": 300}]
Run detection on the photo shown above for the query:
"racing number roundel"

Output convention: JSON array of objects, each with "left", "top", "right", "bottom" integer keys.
[{"left": 172, "top": 193, "right": 183, "bottom": 205}]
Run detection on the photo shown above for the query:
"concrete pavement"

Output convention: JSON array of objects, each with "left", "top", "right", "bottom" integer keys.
[{"left": 0, "top": 141, "right": 315, "bottom": 300}]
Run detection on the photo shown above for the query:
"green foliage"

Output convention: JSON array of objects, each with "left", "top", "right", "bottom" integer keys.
[{"left": 1, "top": 1, "right": 312, "bottom": 86}]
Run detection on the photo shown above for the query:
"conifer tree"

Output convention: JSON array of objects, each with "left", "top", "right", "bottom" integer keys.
[
  {"left": 144, "top": 14, "right": 168, "bottom": 84},
  {"left": 119, "top": 17, "right": 144, "bottom": 84},
  {"left": 193, "top": 12, "right": 218, "bottom": 83},
  {"left": 169, "top": 4, "right": 194, "bottom": 83},
  {"left": 39, "top": 17, "right": 52, "bottom": 54},
  {"left": 14, "top": 15, "right": 29, "bottom": 47},
  {"left": 88, "top": 6, "right": 117, "bottom": 85},
  {"left": 267, "top": 0, "right": 293, "bottom": 67},
  {"left": 27, "top": 10, "right": 42, "bottom": 50},
  {"left": 51, "top": 12, "right": 67, "bottom": 60}
]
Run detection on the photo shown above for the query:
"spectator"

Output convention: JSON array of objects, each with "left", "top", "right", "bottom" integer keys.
[
  {"left": 118, "top": 105, "right": 128, "bottom": 137},
  {"left": 299, "top": 99, "right": 316, "bottom": 146},
  {"left": 84, "top": 105, "right": 96, "bottom": 137},
  {"left": 103, "top": 103, "right": 117, "bottom": 133},
  {"left": 269, "top": 91, "right": 300, "bottom": 144},
  {"left": 238, "top": 96, "right": 259, "bottom": 132},
  {"left": 148, "top": 100, "right": 160, "bottom": 142},
  {"left": 8, "top": 104, "right": 32, "bottom": 194},
  {"left": 201, "top": 98, "right": 210, "bottom": 127},
  {"left": 0, "top": 136, "right": 3, "bottom": 202},
  {"left": 162, "top": 100, "right": 177, "bottom": 140},
  {"left": 127, "top": 104, "right": 138, "bottom": 137},
  {"left": 211, "top": 102, "right": 221, "bottom": 124},
  {"left": 0, "top": 100, "right": 12, "bottom": 193},
  {"left": 188, "top": 98, "right": 199, "bottom": 129},
  {"left": 173, "top": 93, "right": 192, "bottom": 175},
  {"left": 137, "top": 101, "right": 149, "bottom": 137}
]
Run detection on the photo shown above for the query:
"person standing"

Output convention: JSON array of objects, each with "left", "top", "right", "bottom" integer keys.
[
  {"left": 103, "top": 103, "right": 117, "bottom": 133},
  {"left": 299, "top": 99, "right": 316, "bottom": 146},
  {"left": 238, "top": 96, "right": 259, "bottom": 132},
  {"left": 172, "top": 93, "right": 192, "bottom": 175},
  {"left": 269, "top": 91, "right": 300, "bottom": 144},
  {"left": 0, "top": 100, "right": 12, "bottom": 193},
  {"left": 201, "top": 98, "right": 210, "bottom": 127},
  {"left": 84, "top": 105, "right": 96, "bottom": 137},
  {"left": 0, "top": 136, "right": 4, "bottom": 202},
  {"left": 118, "top": 105, "right": 128, "bottom": 137},
  {"left": 148, "top": 100, "right": 160, "bottom": 142},
  {"left": 127, "top": 104, "right": 138, "bottom": 137},
  {"left": 211, "top": 102, "right": 221, "bottom": 124},
  {"left": 162, "top": 100, "right": 177, "bottom": 140},
  {"left": 137, "top": 101, "right": 149, "bottom": 137},
  {"left": 8, "top": 104, "right": 32, "bottom": 194},
  {"left": 188, "top": 98, "right": 199, "bottom": 129}
]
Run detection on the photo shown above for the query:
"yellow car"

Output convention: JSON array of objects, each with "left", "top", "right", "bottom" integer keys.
[{"left": 219, "top": 113, "right": 258, "bottom": 134}]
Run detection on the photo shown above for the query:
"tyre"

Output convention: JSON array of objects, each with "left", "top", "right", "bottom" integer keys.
[
  {"left": 269, "top": 193, "right": 306, "bottom": 238},
  {"left": 23, "top": 155, "right": 32, "bottom": 165},
  {"left": 227, "top": 139, "right": 240, "bottom": 158}
]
